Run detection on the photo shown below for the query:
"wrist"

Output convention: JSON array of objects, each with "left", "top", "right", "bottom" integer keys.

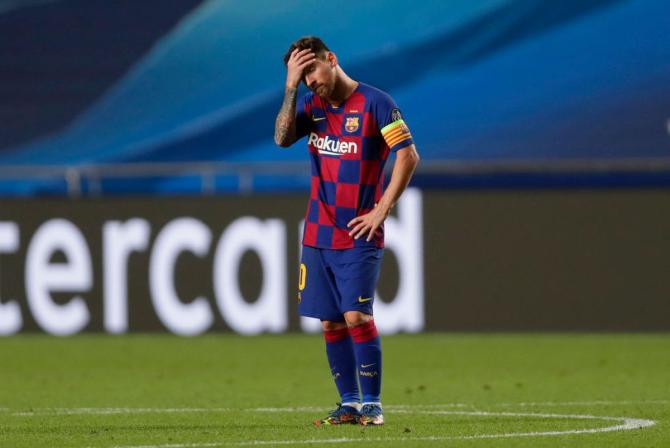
[{"left": 376, "top": 201, "right": 392, "bottom": 218}]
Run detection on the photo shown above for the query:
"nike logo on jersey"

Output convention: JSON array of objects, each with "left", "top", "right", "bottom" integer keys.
[
  {"left": 361, "top": 363, "right": 376, "bottom": 368},
  {"left": 357, "top": 296, "right": 373, "bottom": 303},
  {"left": 312, "top": 116, "right": 326, "bottom": 121}
]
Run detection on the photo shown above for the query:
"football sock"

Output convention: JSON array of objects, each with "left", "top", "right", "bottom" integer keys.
[
  {"left": 341, "top": 402, "right": 362, "bottom": 411},
  {"left": 324, "top": 327, "right": 360, "bottom": 404},
  {"left": 350, "top": 320, "right": 382, "bottom": 403}
]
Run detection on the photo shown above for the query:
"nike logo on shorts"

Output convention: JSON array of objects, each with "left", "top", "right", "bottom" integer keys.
[{"left": 358, "top": 296, "right": 373, "bottom": 303}]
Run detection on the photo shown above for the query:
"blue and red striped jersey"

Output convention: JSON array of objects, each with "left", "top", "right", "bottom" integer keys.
[{"left": 294, "top": 82, "right": 414, "bottom": 249}]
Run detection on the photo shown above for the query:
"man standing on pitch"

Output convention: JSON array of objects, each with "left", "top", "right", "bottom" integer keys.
[{"left": 274, "top": 36, "right": 419, "bottom": 426}]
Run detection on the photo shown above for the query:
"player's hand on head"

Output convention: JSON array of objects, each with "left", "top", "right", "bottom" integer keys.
[{"left": 286, "top": 48, "right": 316, "bottom": 88}]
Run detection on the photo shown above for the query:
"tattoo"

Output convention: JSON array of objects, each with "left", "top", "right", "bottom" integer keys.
[{"left": 274, "top": 87, "right": 298, "bottom": 146}]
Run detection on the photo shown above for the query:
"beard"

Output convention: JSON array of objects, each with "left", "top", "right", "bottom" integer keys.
[{"left": 313, "top": 82, "right": 333, "bottom": 98}]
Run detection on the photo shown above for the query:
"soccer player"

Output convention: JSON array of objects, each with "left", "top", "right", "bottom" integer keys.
[{"left": 274, "top": 36, "right": 419, "bottom": 426}]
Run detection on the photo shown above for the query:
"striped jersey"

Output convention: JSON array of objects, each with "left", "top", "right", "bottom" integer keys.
[{"left": 294, "top": 82, "right": 414, "bottom": 249}]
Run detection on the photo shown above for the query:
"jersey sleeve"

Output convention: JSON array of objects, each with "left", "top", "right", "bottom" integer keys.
[
  {"left": 375, "top": 93, "right": 414, "bottom": 152},
  {"left": 295, "top": 93, "right": 313, "bottom": 140}
]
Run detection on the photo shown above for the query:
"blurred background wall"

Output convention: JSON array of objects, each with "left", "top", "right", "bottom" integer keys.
[{"left": 0, "top": 0, "right": 669, "bottom": 334}]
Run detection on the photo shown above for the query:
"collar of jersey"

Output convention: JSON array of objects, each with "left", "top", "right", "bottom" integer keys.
[{"left": 322, "top": 82, "right": 361, "bottom": 114}]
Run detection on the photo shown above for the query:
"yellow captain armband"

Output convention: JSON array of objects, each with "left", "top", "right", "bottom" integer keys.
[{"left": 381, "top": 119, "right": 413, "bottom": 149}]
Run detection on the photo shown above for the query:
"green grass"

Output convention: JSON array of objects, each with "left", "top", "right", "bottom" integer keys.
[{"left": 0, "top": 334, "right": 668, "bottom": 447}]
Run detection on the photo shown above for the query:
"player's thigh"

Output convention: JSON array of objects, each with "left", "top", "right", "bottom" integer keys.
[
  {"left": 331, "top": 247, "right": 383, "bottom": 316},
  {"left": 298, "top": 246, "right": 343, "bottom": 321}
]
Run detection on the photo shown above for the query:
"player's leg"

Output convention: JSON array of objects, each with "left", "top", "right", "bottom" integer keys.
[
  {"left": 344, "top": 311, "right": 383, "bottom": 425},
  {"left": 314, "top": 319, "right": 361, "bottom": 425},
  {"left": 331, "top": 247, "right": 384, "bottom": 426},
  {"left": 298, "top": 246, "right": 360, "bottom": 425},
  {"left": 321, "top": 319, "right": 361, "bottom": 407}
]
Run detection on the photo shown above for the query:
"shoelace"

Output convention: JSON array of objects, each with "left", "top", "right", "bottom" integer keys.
[
  {"left": 329, "top": 403, "right": 352, "bottom": 417},
  {"left": 360, "top": 404, "right": 382, "bottom": 416}
]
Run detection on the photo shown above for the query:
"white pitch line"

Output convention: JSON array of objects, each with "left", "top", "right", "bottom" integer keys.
[
  {"left": 5, "top": 405, "right": 655, "bottom": 448},
  {"left": 398, "top": 409, "right": 628, "bottom": 421},
  {"left": 106, "top": 411, "right": 656, "bottom": 448},
  {"left": 244, "top": 401, "right": 668, "bottom": 412},
  {"left": 7, "top": 400, "right": 668, "bottom": 416},
  {"left": 11, "top": 408, "right": 233, "bottom": 417},
  {"left": 247, "top": 407, "right": 327, "bottom": 413},
  {"left": 250, "top": 404, "right": 472, "bottom": 413},
  {"left": 496, "top": 400, "right": 670, "bottom": 407},
  {"left": 8, "top": 404, "right": 471, "bottom": 417}
]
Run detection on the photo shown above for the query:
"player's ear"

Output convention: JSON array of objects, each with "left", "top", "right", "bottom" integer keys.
[{"left": 328, "top": 52, "right": 338, "bottom": 68}]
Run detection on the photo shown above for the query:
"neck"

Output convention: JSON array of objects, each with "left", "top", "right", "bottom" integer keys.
[{"left": 326, "top": 70, "right": 358, "bottom": 107}]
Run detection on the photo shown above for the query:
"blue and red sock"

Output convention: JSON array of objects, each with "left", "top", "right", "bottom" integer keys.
[
  {"left": 350, "top": 320, "right": 382, "bottom": 404},
  {"left": 324, "top": 327, "right": 360, "bottom": 404}
]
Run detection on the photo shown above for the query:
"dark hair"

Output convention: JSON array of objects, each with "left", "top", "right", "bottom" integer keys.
[{"left": 283, "top": 36, "right": 330, "bottom": 65}]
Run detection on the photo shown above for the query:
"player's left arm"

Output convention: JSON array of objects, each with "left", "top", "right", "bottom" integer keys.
[{"left": 347, "top": 144, "right": 420, "bottom": 241}]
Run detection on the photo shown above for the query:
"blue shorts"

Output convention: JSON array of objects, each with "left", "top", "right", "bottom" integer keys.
[{"left": 298, "top": 246, "right": 383, "bottom": 322}]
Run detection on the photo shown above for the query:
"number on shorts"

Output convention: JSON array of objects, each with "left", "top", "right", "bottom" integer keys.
[{"left": 299, "top": 263, "right": 307, "bottom": 291}]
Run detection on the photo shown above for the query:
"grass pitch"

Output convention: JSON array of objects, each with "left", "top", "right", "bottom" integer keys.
[{"left": 0, "top": 334, "right": 668, "bottom": 447}]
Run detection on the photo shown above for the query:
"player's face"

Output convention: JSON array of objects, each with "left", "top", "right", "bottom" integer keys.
[{"left": 303, "top": 53, "right": 336, "bottom": 98}]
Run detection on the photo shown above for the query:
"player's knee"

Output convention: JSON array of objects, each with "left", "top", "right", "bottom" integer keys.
[
  {"left": 321, "top": 320, "right": 347, "bottom": 331},
  {"left": 343, "top": 311, "right": 373, "bottom": 328}
]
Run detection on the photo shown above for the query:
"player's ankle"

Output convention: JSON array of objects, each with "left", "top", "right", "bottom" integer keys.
[{"left": 341, "top": 402, "right": 362, "bottom": 411}]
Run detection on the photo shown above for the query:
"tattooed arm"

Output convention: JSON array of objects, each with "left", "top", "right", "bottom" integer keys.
[
  {"left": 274, "top": 48, "right": 315, "bottom": 147},
  {"left": 274, "top": 86, "right": 299, "bottom": 147}
]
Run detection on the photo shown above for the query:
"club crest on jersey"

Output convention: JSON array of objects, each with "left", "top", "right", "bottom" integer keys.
[{"left": 344, "top": 116, "right": 360, "bottom": 133}]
